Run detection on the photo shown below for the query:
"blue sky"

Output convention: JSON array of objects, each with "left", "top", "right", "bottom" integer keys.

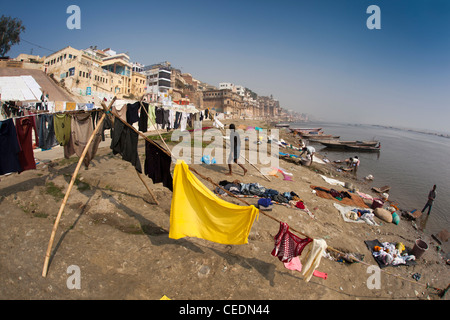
[{"left": 3, "top": 0, "right": 450, "bottom": 133}]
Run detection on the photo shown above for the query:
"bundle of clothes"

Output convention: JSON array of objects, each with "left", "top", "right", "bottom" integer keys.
[
  {"left": 365, "top": 240, "right": 416, "bottom": 268},
  {"left": 214, "top": 180, "right": 315, "bottom": 218}
]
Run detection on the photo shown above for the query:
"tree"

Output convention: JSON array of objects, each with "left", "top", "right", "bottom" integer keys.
[{"left": 0, "top": 15, "right": 26, "bottom": 57}]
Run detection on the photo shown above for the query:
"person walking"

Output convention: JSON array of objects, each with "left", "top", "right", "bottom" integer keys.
[
  {"left": 226, "top": 124, "right": 247, "bottom": 176},
  {"left": 421, "top": 185, "right": 437, "bottom": 215}
]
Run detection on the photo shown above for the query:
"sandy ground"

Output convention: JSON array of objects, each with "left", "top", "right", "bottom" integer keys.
[{"left": 0, "top": 119, "right": 448, "bottom": 301}]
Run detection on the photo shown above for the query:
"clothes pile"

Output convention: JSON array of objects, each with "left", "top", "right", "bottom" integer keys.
[
  {"left": 333, "top": 203, "right": 378, "bottom": 226},
  {"left": 365, "top": 240, "right": 416, "bottom": 268},
  {"left": 214, "top": 181, "right": 315, "bottom": 218}
]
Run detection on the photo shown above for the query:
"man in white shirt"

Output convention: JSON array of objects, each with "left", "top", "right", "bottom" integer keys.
[{"left": 299, "top": 146, "right": 315, "bottom": 166}]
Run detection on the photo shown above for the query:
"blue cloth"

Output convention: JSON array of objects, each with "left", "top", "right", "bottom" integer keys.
[{"left": 258, "top": 198, "right": 272, "bottom": 207}]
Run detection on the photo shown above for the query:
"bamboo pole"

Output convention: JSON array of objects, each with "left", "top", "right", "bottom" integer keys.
[
  {"left": 42, "top": 100, "right": 114, "bottom": 277},
  {"left": 135, "top": 169, "right": 159, "bottom": 205}
]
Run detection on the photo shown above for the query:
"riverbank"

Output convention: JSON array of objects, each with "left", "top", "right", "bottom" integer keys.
[{"left": 0, "top": 118, "right": 448, "bottom": 300}]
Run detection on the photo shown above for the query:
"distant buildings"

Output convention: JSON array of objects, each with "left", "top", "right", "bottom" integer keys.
[{"left": 5, "top": 44, "right": 305, "bottom": 120}]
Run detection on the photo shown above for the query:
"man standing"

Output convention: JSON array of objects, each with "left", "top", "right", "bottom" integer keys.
[{"left": 421, "top": 185, "right": 437, "bottom": 215}]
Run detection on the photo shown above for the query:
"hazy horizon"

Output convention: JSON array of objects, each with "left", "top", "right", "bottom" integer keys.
[{"left": 3, "top": 0, "right": 449, "bottom": 133}]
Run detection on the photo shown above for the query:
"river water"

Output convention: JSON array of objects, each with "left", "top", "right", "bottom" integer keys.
[{"left": 290, "top": 121, "right": 450, "bottom": 252}]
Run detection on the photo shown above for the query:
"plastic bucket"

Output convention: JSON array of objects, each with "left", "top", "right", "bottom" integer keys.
[{"left": 411, "top": 239, "right": 428, "bottom": 259}]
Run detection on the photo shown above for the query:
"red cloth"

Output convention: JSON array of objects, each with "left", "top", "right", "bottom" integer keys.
[
  {"left": 271, "top": 222, "right": 312, "bottom": 263},
  {"left": 15, "top": 116, "right": 39, "bottom": 172}
]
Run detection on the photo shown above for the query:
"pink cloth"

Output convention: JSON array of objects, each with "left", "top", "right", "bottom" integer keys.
[{"left": 283, "top": 256, "right": 328, "bottom": 280}]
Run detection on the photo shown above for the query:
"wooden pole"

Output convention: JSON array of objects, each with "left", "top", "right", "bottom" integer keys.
[
  {"left": 135, "top": 169, "right": 159, "bottom": 205},
  {"left": 42, "top": 101, "right": 114, "bottom": 277}
]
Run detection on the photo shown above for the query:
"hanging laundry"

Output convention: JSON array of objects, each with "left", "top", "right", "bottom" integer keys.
[
  {"left": 112, "top": 104, "right": 127, "bottom": 121},
  {"left": 162, "top": 109, "right": 170, "bottom": 129},
  {"left": 0, "top": 118, "right": 23, "bottom": 175},
  {"left": 64, "top": 113, "right": 102, "bottom": 168},
  {"left": 174, "top": 111, "right": 182, "bottom": 129},
  {"left": 126, "top": 102, "right": 140, "bottom": 125},
  {"left": 15, "top": 116, "right": 39, "bottom": 172},
  {"left": 55, "top": 101, "right": 64, "bottom": 112},
  {"left": 169, "top": 160, "right": 259, "bottom": 245},
  {"left": 155, "top": 106, "right": 164, "bottom": 127},
  {"left": 53, "top": 114, "right": 71, "bottom": 146},
  {"left": 283, "top": 256, "right": 328, "bottom": 280},
  {"left": 144, "top": 140, "right": 173, "bottom": 191},
  {"left": 180, "top": 112, "right": 188, "bottom": 131},
  {"left": 301, "top": 238, "right": 327, "bottom": 282},
  {"left": 38, "top": 114, "right": 58, "bottom": 150},
  {"left": 65, "top": 102, "right": 76, "bottom": 111},
  {"left": 271, "top": 222, "right": 312, "bottom": 263},
  {"left": 139, "top": 102, "right": 149, "bottom": 132},
  {"left": 110, "top": 117, "right": 142, "bottom": 173},
  {"left": 146, "top": 104, "right": 156, "bottom": 129}
]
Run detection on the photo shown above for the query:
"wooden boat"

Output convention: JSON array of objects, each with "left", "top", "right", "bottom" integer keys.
[
  {"left": 345, "top": 144, "right": 381, "bottom": 152},
  {"left": 321, "top": 140, "right": 380, "bottom": 151},
  {"left": 320, "top": 140, "right": 379, "bottom": 148},
  {"left": 372, "top": 185, "right": 390, "bottom": 193},
  {"left": 289, "top": 128, "right": 322, "bottom": 134},
  {"left": 304, "top": 134, "right": 340, "bottom": 140}
]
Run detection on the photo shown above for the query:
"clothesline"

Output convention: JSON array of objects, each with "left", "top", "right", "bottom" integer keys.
[{"left": 3, "top": 108, "right": 104, "bottom": 121}]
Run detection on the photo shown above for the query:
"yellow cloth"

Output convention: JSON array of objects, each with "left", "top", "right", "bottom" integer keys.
[
  {"left": 169, "top": 160, "right": 259, "bottom": 245},
  {"left": 65, "top": 102, "right": 76, "bottom": 111}
]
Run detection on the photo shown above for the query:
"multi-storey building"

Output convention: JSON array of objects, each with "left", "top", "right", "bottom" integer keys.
[
  {"left": 43, "top": 46, "right": 146, "bottom": 100},
  {"left": 142, "top": 61, "right": 172, "bottom": 102},
  {"left": 203, "top": 88, "right": 244, "bottom": 118}
]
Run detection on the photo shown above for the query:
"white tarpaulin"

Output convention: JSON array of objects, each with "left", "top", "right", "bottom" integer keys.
[{"left": 0, "top": 76, "right": 42, "bottom": 101}]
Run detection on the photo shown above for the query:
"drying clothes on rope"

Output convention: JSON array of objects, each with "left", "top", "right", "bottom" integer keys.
[
  {"left": 163, "top": 109, "right": 170, "bottom": 130},
  {"left": 146, "top": 104, "right": 156, "bottom": 129},
  {"left": 0, "top": 118, "right": 23, "bottom": 175},
  {"left": 64, "top": 113, "right": 102, "bottom": 168},
  {"left": 126, "top": 102, "right": 140, "bottom": 125},
  {"left": 169, "top": 160, "right": 259, "bottom": 245},
  {"left": 53, "top": 114, "right": 71, "bottom": 146},
  {"left": 174, "top": 111, "right": 182, "bottom": 129},
  {"left": 180, "top": 112, "right": 188, "bottom": 131},
  {"left": 155, "top": 106, "right": 164, "bottom": 126},
  {"left": 37, "top": 114, "right": 58, "bottom": 150},
  {"left": 283, "top": 256, "right": 328, "bottom": 280},
  {"left": 271, "top": 222, "right": 312, "bottom": 263},
  {"left": 301, "top": 238, "right": 328, "bottom": 282},
  {"left": 101, "top": 115, "right": 112, "bottom": 141},
  {"left": 65, "top": 102, "right": 76, "bottom": 111},
  {"left": 138, "top": 102, "right": 149, "bottom": 132},
  {"left": 144, "top": 140, "right": 173, "bottom": 191},
  {"left": 110, "top": 117, "right": 142, "bottom": 173},
  {"left": 15, "top": 116, "right": 39, "bottom": 172},
  {"left": 112, "top": 104, "right": 127, "bottom": 121}
]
